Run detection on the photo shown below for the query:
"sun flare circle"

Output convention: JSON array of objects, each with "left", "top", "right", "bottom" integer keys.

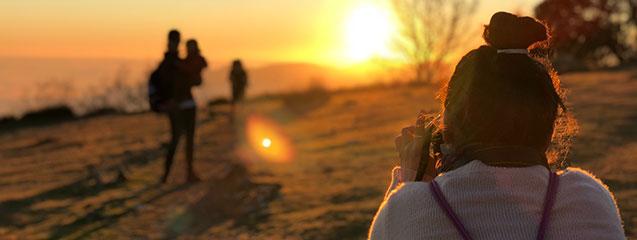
[
  {"left": 345, "top": 3, "right": 395, "bottom": 62},
  {"left": 262, "top": 138, "right": 272, "bottom": 148},
  {"left": 245, "top": 114, "right": 294, "bottom": 163}
]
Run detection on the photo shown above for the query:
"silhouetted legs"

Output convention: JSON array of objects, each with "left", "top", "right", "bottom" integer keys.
[
  {"left": 184, "top": 108, "right": 199, "bottom": 182},
  {"left": 162, "top": 111, "right": 180, "bottom": 183},
  {"left": 162, "top": 108, "right": 199, "bottom": 183},
  {"left": 230, "top": 86, "right": 245, "bottom": 124}
]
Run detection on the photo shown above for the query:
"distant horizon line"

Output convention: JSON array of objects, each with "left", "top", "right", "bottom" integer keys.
[
  {"left": 0, "top": 55, "right": 339, "bottom": 67},
  {"left": 0, "top": 55, "right": 397, "bottom": 70}
]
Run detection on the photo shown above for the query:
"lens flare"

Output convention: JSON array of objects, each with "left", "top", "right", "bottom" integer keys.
[
  {"left": 262, "top": 138, "right": 272, "bottom": 148},
  {"left": 245, "top": 114, "right": 294, "bottom": 163}
]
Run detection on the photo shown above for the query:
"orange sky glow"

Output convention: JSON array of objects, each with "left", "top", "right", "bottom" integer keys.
[{"left": 0, "top": 0, "right": 542, "bottom": 67}]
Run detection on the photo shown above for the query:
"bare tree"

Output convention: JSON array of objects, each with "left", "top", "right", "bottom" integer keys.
[{"left": 391, "top": 0, "right": 479, "bottom": 83}]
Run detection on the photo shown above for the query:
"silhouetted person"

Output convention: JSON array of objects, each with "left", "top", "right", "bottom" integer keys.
[
  {"left": 177, "top": 39, "right": 208, "bottom": 86},
  {"left": 229, "top": 59, "right": 248, "bottom": 117},
  {"left": 158, "top": 30, "right": 202, "bottom": 183}
]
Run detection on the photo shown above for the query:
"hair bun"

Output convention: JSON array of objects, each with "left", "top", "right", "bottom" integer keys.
[{"left": 483, "top": 12, "right": 548, "bottom": 49}]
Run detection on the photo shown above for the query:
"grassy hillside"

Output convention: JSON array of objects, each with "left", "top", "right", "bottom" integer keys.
[{"left": 0, "top": 68, "right": 634, "bottom": 239}]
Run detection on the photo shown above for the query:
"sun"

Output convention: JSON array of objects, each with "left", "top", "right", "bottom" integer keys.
[{"left": 345, "top": 3, "right": 395, "bottom": 62}]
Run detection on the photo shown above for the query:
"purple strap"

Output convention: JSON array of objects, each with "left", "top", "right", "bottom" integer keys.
[
  {"left": 429, "top": 180, "right": 473, "bottom": 240},
  {"left": 428, "top": 172, "right": 559, "bottom": 240},
  {"left": 537, "top": 172, "right": 559, "bottom": 240}
]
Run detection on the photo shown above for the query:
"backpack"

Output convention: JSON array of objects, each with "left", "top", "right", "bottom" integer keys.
[{"left": 148, "top": 65, "right": 170, "bottom": 112}]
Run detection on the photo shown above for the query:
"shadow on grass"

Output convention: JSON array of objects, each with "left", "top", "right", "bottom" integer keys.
[
  {"left": 48, "top": 183, "right": 191, "bottom": 240},
  {"left": 165, "top": 164, "right": 282, "bottom": 238},
  {"left": 0, "top": 146, "right": 166, "bottom": 236},
  {"left": 0, "top": 179, "right": 125, "bottom": 228},
  {"left": 301, "top": 209, "right": 377, "bottom": 240}
]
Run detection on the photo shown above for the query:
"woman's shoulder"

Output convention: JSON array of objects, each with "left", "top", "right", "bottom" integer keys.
[
  {"left": 396, "top": 181, "right": 430, "bottom": 194},
  {"left": 385, "top": 181, "right": 436, "bottom": 208},
  {"left": 556, "top": 167, "right": 620, "bottom": 212},
  {"left": 558, "top": 167, "right": 613, "bottom": 195},
  {"left": 551, "top": 168, "right": 625, "bottom": 237},
  {"left": 386, "top": 166, "right": 619, "bottom": 208},
  {"left": 382, "top": 182, "right": 439, "bottom": 225}
]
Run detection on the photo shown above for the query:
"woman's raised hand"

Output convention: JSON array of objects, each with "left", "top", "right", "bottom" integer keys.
[
  {"left": 394, "top": 113, "right": 437, "bottom": 182},
  {"left": 394, "top": 126, "right": 425, "bottom": 173}
]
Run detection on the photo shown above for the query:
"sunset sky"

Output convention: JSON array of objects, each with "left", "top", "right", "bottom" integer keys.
[{"left": 0, "top": 0, "right": 542, "bottom": 67}]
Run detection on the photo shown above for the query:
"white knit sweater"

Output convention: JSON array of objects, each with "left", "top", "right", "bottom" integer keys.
[{"left": 368, "top": 161, "right": 625, "bottom": 239}]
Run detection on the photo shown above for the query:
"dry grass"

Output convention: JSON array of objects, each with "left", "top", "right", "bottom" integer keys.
[{"left": 0, "top": 68, "right": 634, "bottom": 239}]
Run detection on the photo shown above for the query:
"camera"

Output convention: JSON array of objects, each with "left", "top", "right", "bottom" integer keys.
[{"left": 414, "top": 113, "right": 444, "bottom": 181}]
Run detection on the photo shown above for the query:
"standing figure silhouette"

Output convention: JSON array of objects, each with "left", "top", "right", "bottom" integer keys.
[
  {"left": 158, "top": 30, "right": 202, "bottom": 183},
  {"left": 229, "top": 59, "right": 248, "bottom": 119}
]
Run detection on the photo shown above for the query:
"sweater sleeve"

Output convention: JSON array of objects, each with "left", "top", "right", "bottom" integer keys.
[
  {"left": 558, "top": 168, "right": 625, "bottom": 239},
  {"left": 369, "top": 196, "right": 389, "bottom": 240},
  {"left": 384, "top": 166, "right": 416, "bottom": 200},
  {"left": 369, "top": 167, "right": 418, "bottom": 240},
  {"left": 369, "top": 167, "right": 403, "bottom": 240}
]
